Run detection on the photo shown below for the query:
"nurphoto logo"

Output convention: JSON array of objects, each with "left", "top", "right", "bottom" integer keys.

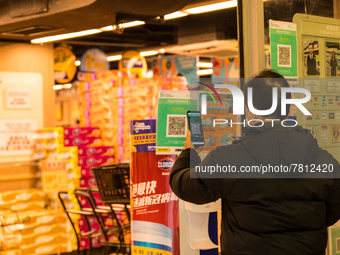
[{"left": 199, "top": 83, "right": 312, "bottom": 128}]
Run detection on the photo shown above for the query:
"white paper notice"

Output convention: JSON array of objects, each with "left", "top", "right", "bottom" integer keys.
[
  {"left": 304, "top": 80, "right": 320, "bottom": 92},
  {"left": 6, "top": 89, "right": 30, "bottom": 109},
  {"left": 327, "top": 82, "right": 340, "bottom": 93},
  {"left": 0, "top": 119, "right": 38, "bottom": 156}
]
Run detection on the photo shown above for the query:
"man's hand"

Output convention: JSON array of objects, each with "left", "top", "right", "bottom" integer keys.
[{"left": 184, "top": 130, "right": 194, "bottom": 149}]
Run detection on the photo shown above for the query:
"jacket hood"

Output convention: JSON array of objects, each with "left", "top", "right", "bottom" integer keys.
[{"left": 234, "top": 123, "right": 320, "bottom": 166}]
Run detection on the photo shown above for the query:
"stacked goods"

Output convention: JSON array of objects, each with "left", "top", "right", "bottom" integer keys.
[
  {"left": 32, "top": 127, "right": 115, "bottom": 252},
  {"left": 63, "top": 127, "right": 114, "bottom": 188},
  {"left": 33, "top": 127, "right": 81, "bottom": 211},
  {"left": 19, "top": 211, "right": 73, "bottom": 255},
  {"left": 78, "top": 146, "right": 115, "bottom": 189},
  {"left": 78, "top": 70, "right": 188, "bottom": 162},
  {"left": 0, "top": 189, "right": 48, "bottom": 212},
  {"left": 32, "top": 127, "right": 64, "bottom": 161},
  {"left": 78, "top": 71, "right": 121, "bottom": 148},
  {"left": 114, "top": 76, "right": 159, "bottom": 161},
  {"left": 0, "top": 191, "right": 73, "bottom": 255},
  {"left": 64, "top": 127, "right": 102, "bottom": 147},
  {"left": 78, "top": 215, "right": 118, "bottom": 249}
]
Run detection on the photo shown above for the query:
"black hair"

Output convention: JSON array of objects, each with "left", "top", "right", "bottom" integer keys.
[{"left": 243, "top": 69, "right": 291, "bottom": 120}]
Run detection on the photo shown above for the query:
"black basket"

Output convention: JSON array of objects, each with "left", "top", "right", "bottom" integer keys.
[{"left": 91, "top": 163, "right": 130, "bottom": 204}]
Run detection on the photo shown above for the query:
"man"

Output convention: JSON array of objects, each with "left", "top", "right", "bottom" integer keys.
[
  {"left": 306, "top": 43, "right": 319, "bottom": 75},
  {"left": 170, "top": 70, "right": 340, "bottom": 255}
]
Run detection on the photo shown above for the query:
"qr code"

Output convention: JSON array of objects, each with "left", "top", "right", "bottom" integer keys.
[
  {"left": 166, "top": 115, "right": 187, "bottom": 137},
  {"left": 277, "top": 44, "right": 291, "bottom": 67},
  {"left": 336, "top": 237, "right": 340, "bottom": 252}
]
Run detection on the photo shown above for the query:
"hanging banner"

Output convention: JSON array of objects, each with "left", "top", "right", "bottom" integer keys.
[
  {"left": 156, "top": 91, "right": 198, "bottom": 155},
  {"left": 269, "top": 20, "right": 298, "bottom": 78},
  {"left": 130, "top": 119, "right": 179, "bottom": 255},
  {"left": 80, "top": 48, "right": 110, "bottom": 73},
  {"left": 118, "top": 50, "right": 147, "bottom": 78},
  {"left": 151, "top": 55, "right": 197, "bottom": 85},
  {"left": 54, "top": 46, "right": 77, "bottom": 83},
  {"left": 211, "top": 57, "right": 239, "bottom": 84}
]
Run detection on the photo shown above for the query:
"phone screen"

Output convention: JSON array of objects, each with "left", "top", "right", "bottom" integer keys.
[{"left": 187, "top": 111, "right": 205, "bottom": 147}]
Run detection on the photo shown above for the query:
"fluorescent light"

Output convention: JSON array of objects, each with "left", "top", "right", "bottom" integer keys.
[
  {"left": 53, "top": 84, "right": 72, "bottom": 90},
  {"left": 101, "top": 25, "right": 113, "bottom": 31},
  {"left": 140, "top": 49, "right": 165, "bottom": 57},
  {"left": 197, "top": 62, "right": 213, "bottom": 68},
  {"left": 31, "top": 29, "right": 102, "bottom": 44},
  {"left": 197, "top": 69, "right": 213, "bottom": 76},
  {"left": 184, "top": 0, "right": 237, "bottom": 14},
  {"left": 122, "top": 21, "right": 145, "bottom": 28},
  {"left": 107, "top": 55, "right": 122, "bottom": 61},
  {"left": 101, "top": 21, "right": 145, "bottom": 31},
  {"left": 75, "top": 60, "right": 81, "bottom": 66},
  {"left": 53, "top": 85, "right": 63, "bottom": 90},
  {"left": 164, "top": 11, "right": 188, "bottom": 20},
  {"left": 140, "top": 50, "right": 159, "bottom": 57}
]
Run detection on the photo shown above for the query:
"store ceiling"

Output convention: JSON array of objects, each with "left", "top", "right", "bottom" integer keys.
[{"left": 0, "top": 0, "right": 335, "bottom": 59}]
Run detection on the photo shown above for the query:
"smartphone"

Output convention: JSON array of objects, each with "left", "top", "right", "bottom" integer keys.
[{"left": 187, "top": 111, "right": 205, "bottom": 147}]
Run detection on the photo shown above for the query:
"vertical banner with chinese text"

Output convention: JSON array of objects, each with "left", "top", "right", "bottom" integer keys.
[{"left": 130, "top": 120, "right": 179, "bottom": 255}]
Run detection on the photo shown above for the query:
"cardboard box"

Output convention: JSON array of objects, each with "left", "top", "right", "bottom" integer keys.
[
  {"left": 81, "top": 168, "right": 94, "bottom": 178},
  {"left": 64, "top": 137, "right": 102, "bottom": 147},
  {"left": 80, "top": 178, "right": 97, "bottom": 188},
  {"left": 78, "top": 146, "right": 114, "bottom": 157},
  {"left": 79, "top": 193, "right": 103, "bottom": 208},
  {"left": 0, "top": 189, "right": 47, "bottom": 204},
  {"left": 78, "top": 156, "right": 114, "bottom": 168},
  {"left": 21, "top": 240, "right": 73, "bottom": 255}
]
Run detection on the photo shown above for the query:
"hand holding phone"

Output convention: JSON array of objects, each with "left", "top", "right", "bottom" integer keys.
[{"left": 187, "top": 111, "right": 205, "bottom": 148}]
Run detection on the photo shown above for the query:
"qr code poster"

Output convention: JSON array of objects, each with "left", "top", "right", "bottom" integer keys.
[
  {"left": 326, "top": 42, "right": 340, "bottom": 77},
  {"left": 166, "top": 115, "right": 187, "bottom": 137},
  {"left": 329, "top": 223, "right": 340, "bottom": 255},
  {"left": 303, "top": 40, "right": 320, "bottom": 76},
  {"left": 269, "top": 20, "right": 297, "bottom": 77},
  {"left": 277, "top": 44, "right": 291, "bottom": 67},
  {"left": 156, "top": 91, "right": 197, "bottom": 155}
]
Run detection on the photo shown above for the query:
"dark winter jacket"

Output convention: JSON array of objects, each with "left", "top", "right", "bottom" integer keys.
[{"left": 170, "top": 123, "right": 340, "bottom": 255}]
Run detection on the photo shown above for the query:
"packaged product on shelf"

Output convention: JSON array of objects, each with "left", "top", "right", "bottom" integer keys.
[
  {"left": 32, "top": 127, "right": 65, "bottom": 160},
  {"left": 64, "top": 127, "right": 101, "bottom": 138},
  {"left": 56, "top": 146, "right": 78, "bottom": 159},
  {"left": 0, "top": 189, "right": 47, "bottom": 204},
  {"left": 78, "top": 146, "right": 114, "bottom": 157},
  {"left": 64, "top": 136, "right": 102, "bottom": 147},
  {"left": 67, "top": 178, "right": 80, "bottom": 190},
  {"left": 68, "top": 167, "right": 81, "bottom": 179},
  {"left": 20, "top": 238, "right": 73, "bottom": 255},
  {"left": 78, "top": 216, "right": 100, "bottom": 231},
  {"left": 79, "top": 193, "right": 103, "bottom": 208},
  {"left": 78, "top": 80, "right": 114, "bottom": 94},
  {"left": 79, "top": 234, "right": 118, "bottom": 250},
  {"left": 96, "top": 69, "right": 122, "bottom": 82},
  {"left": 0, "top": 208, "right": 74, "bottom": 255},
  {"left": 78, "top": 156, "right": 114, "bottom": 168},
  {"left": 79, "top": 91, "right": 112, "bottom": 104},
  {"left": 80, "top": 177, "right": 97, "bottom": 188},
  {"left": 81, "top": 168, "right": 94, "bottom": 178},
  {"left": 21, "top": 222, "right": 72, "bottom": 245},
  {"left": 0, "top": 250, "right": 21, "bottom": 255}
]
